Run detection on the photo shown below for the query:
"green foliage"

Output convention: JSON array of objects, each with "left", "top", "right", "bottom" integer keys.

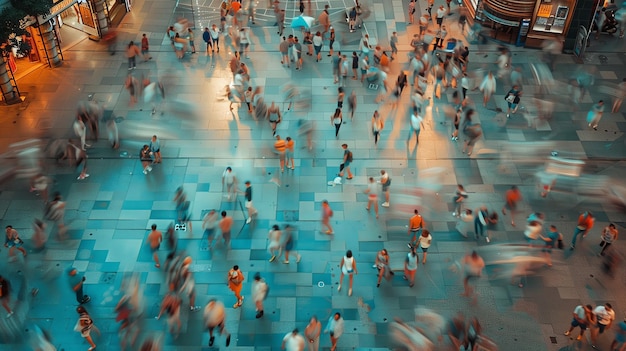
[
  {"left": 0, "top": 6, "right": 27, "bottom": 43},
  {"left": 10, "top": 0, "right": 54, "bottom": 17}
]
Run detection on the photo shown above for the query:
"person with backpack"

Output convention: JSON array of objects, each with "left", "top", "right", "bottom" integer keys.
[{"left": 338, "top": 144, "right": 353, "bottom": 179}]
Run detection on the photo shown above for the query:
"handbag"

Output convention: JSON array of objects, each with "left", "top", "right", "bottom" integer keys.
[{"left": 557, "top": 233, "right": 564, "bottom": 249}]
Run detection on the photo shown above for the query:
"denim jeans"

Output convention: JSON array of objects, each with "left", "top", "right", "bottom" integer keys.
[
  {"left": 474, "top": 218, "right": 485, "bottom": 237},
  {"left": 570, "top": 227, "right": 587, "bottom": 247},
  {"left": 407, "top": 127, "right": 421, "bottom": 142},
  {"left": 128, "top": 56, "right": 136, "bottom": 69}
]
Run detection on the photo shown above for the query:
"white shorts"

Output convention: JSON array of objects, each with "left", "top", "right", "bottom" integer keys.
[{"left": 245, "top": 200, "right": 252, "bottom": 209}]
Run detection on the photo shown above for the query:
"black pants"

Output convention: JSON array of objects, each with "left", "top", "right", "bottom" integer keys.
[
  {"left": 373, "top": 131, "right": 380, "bottom": 144},
  {"left": 334, "top": 123, "right": 341, "bottom": 137}
]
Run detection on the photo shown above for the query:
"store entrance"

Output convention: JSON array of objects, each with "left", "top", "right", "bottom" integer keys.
[{"left": 59, "top": 1, "right": 99, "bottom": 37}]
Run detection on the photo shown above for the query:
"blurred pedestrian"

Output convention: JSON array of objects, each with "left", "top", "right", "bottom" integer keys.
[
  {"left": 495, "top": 48, "right": 511, "bottom": 79},
  {"left": 238, "top": 27, "right": 250, "bottom": 58},
  {"left": 571, "top": 211, "right": 594, "bottom": 249},
  {"left": 456, "top": 209, "right": 474, "bottom": 238},
  {"left": 0, "top": 275, "right": 13, "bottom": 317},
  {"left": 612, "top": 78, "right": 626, "bottom": 112},
  {"left": 282, "top": 224, "right": 301, "bottom": 264},
  {"left": 369, "top": 110, "right": 384, "bottom": 146},
  {"left": 539, "top": 225, "right": 561, "bottom": 266},
  {"left": 479, "top": 71, "right": 496, "bottom": 106},
  {"left": 203, "top": 299, "right": 231, "bottom": 347},
  {"left": 407, "top": 106, "right": 424, "bottom": 145},
  {"left": 202, "top": 209, "right": 218, "bottom": 249},
  {"left": 156, "top": 293, "right": 182, "bottom": 337},
  {"left": 461, "top": 109, "right": 482, "bottom": 156},
  {"left": 222, "top": 166, "right": 237, "bottom": 200},
  {"left": 338, "top": 250, "right": 357, "bottom": 296},
  {"left": 203, "top": 27, "right": 211, "bottom": 52},
  {"left": 474, "top": 205, "right": 489, "bottom": 242},
  {"left": 46, "top": 192, "right": 67, "bottom": 239},
  {"left": 436, "top": 5, "right": 446, "bottom": 28},
  {"left": 274, "top": 135, "right": 287, "bottom": 172},
  {"left": 375, "top": 248, "right": 394, "bottom": 287},
  {"left": 501, "top": 185, "right": 522, "bottom": 226},
  {"left": 227, "top": 265, "right": 245, "bottom": 308},
  {"left": 461, "top": 250, "right": 484, "bottom": 298},
  {"left": 609, "top": 317, "right": 626, "bottom": 351},
  {"left": 5, "top": 225, "right": 26, "bottom": 257},
  {"left": 180, "top": 256, "right": 200, "bottom": 311},
  {"left": 325, "top": 313, "right": 345, "bottom": 351},
  {"left": 318, "top": 5, "right": 330, "bottom": 34},
  {"left": 252, "top": 273, "right": 268, "bottom": 318},
  {"left": 403, "top": 246, "right": 418, "bottom": 287},
  {"left": 31, "top": 219, "right": 47, "bottom": 251},
  {"left": 267, "top": 101, "right": 282, "bottom": 136},
  {"left": 105, "top": 116, "right": 119, "bottom": 149},
  {"left": 285, "top": 136, "right": 295, "bottom": 170},
  {"left": 268, "top": 224, "right": 282, "bottom": 262},
  {"left": 141, "top": 33, "right": 152, "bottom": 61},
  {"left": 321, "top": 200, "right": 334, "bottom": 234},
  {"left": 587, "top": 100, "right": 605, "bottom": 130},
  {"left": 75, "top": 306, "right": 97, "bottom": 350},
  {"left": 73, "top": 115, "right": 89, "bottom": 150},
  {"left": 219, "top": 211, "right": 233, "bottom": 248},
  {"left": 305, "top": 316, "right": 322, "bottom": 351},
  {"left": 68, "top": 267, "right": 90, "bottom": 304},
  {"left": 379, "top": 170, "right": 391, "bottom": 207},
  {"left": 283, "top": 328, "right": 306, "bottom": 351},
  {"left": 452, "top": 184, "right": 468, "bottom": 217},
  {"left": 408, "top": 0, "right": 416, "bottom": 24},
  {"left": 243, "top": 181, "right": 258, "bottom": 224},
  {"left": 417, "top": 229, "right": 432, "bottom": 264},
  {"left": 364, "top": 177, "right": 379, "bottom": 218}
]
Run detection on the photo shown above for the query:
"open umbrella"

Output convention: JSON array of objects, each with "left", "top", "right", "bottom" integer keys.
[{"left": 290, "top": 15, "right": 314, "bottom": 29}]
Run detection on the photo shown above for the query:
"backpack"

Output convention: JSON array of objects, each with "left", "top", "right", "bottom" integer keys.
[{"left": 347, "top": 151, "right": 353, "bottom": 162}]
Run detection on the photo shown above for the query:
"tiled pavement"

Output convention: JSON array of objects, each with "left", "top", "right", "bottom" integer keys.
[{"left": 0, "top": 0, "right": 626, "bottom": 350}]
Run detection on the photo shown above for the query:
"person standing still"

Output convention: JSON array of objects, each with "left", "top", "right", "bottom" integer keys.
[
  {"left": 407, "top": 209, "right": 424, "bottom": 248},
  {"left": 203, "top": 27, "right": 211, "bottom": 52},
  {"left": 252, "top": 273, "right": 268, "bottom": 318},
  {"left": 501, "top": 185, "right": 522, "bottom": 226},
  {"left": 461, "top": 250, "right": 484, "bottom": 298},
  {"left": 68, "top": 268, "right": 91, "bottom": 304},
  {"left": 187, "top": 28, "right": 196, "bottom": 54},
  {"left": 126, "top": 41, "right": 141, "bottom": 70},
  {"left": 227, "top": 265, "right": 245, "bottom": 308},
  {"left": 210, "top": 24, "right": 220, "bottom": 52},
  {"left": 325, "top": 313, "right": 345, "bottom": 351},
  {"left": 305, "top": 316, "right": 322, "bottom": 351},
  {"left": 285, "top": 137, "right": 295, "bottom": 170},
  {"left": 149, "top": 135, "right": 162, "bottom": 163},
  {"left": 338, "top": 144, "right": 353, "bottom": 179},
  {"left": 148, "top": 224, "right": 162, "bottom": 268},
  {"left": 140, "top": 144, "right": 153, "bottom": 174},
  {"left": 403, "top": 246, "right": 418, "bottom": 287},
  {"left": 141, "top": 34, "right": 152, "bottom": 61},
  {"left": 407, "top": 107, "right": 424, "bottom": 144},
  {"left": 222, "top": 167, "right": 237, "bottom": 200}
]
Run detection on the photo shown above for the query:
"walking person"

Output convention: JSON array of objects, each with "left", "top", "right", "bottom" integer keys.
[
  {"left": 348, "top": 90, "right": 357, "bottom": 120},
  {"left": 407, "top": 209, "right": 425, "bottom": 248},
  {"left": 325, "top": 313, "right": 345, "bottom": 351},
  {"left": 274, "top": 135, "right": 287, "bottom": 172},
  {"left": 379, "top": 170, "right": 391, "bottom": 207},
  {"left": 337, "top": 250, "right": 357, "bottom": 296},
  {"left": 318, "top": 5, "right": 331, "bottom": 35},
  {"left": 436, "top": 5, "right": 446, "bottom": 28},
  {"left": 68, "top": 267, "right": 91, "bottom": 304},
  {"left": 592, "top": 303, "right": 616, "bottom": 347},
  {"left": 330, "top": 108, "right": 343, "bottom": 138},
  {"left": 609, "top": 317, "right": 626, "bottom": 351},
  {"left": 75, "top": 306, "right": 97, "bottom": 350},
  {"left": 4, "top": 225, "right": 26, "bottom": 257},
  {"left": 564, "top": 304, "right": 594, "bottom": 341},
  {"left": 149, "top": 135, "right": 162, "bottom": 163},
  {"left": 501, "top": 185, "right": 522, "bottom": 226},
  {"left": 238, "top": 27, "right": 251, "bottom": 58},
  {"left": 313, "top": 31, "right": 323, "bottom": 62},
  {"left": 203, "top": 300, "right": 231, "bottom": 347},
  {"left": 375, "top": 248, "right": 394, "bottom": 287},
  {"left": 571, "top": 211, "right": 594, "bottom": 249},
  {"left": 46, "top": 192, "right": 67, "bottom": 239},
  {"left": 390, "top": 32, "right": 398, "bottom": 59},
  {"left": 210, "top": 24, "right": 220, "bottom": 52},
  {"left": 599, "top": 223, "right": 618, "bottom": 256},
  {"left": 0, "top": 276, "right": 14, "bottom": 317},
  {"left": 479, "top": 71, "right": 496, "bottom": 107},
  {"left": 140, "top": 144, "right": 153, "bottom": 174},
  {"left": 294, "top": 37, "right": 303, "bottom": 70},
  {"left": 505, "top": 85, "right": 522, "bottom": 118},
  {"left": 283, "top": 329, "right": 306, "bottom": 351},
  {"left": 285, "top": 137, "right": 295, "bottom": 170},
  {"left": 338, "top": 144, "right": 354, "bottom": 179},
  {"left": 268, "top": 224, "right": 282, "bottom": 262},
  {"left": 461, "top": 109, "right": 482, "bottom": 156},
  {"left": 267, "top": 101, "right": 282, "bottom": 136},
  {"left": 148, "top": 224, "right": 162, "bottom": 268},
  {"left": 587, "top": 100, "right": 605, "bottom": 130},
  {"left": 403, "top": 246, "right": 418, "bottom": 287},
  {"left": 243, "top": 181, "right": 258, "bottom": 224},
  {"left": 141, "top": 33, "right": 152, "bottom": 61},
  {"left": 282, "top": 224, "right": 301, "bottom": 264},
  {"left": 371, "top": 110, "right": 384, "bottom": 145},
  {"left": 461, "top": 250, "right": 485, "bottom": 298},
  {"left": 417, "top": 229, "right": 432, "bottom": 264},
  {"left": 179, "top": 257, "right": 200, "bottom": 312},
  {"left": 227, "top": 265, "right": 244, "bottom": 308},
  {"left": 474, "top": 205, "right": 490, "bottom": 242},
  {"left": 73, "top": 115, "right": 90, "bottom": 150},
  {"left": 321, "top": 200, "right": 334, "bottom": 235},
  {"left": 452, "top": 184, "right": 468, "bottom": 217},
  {"left": 252, "top": 273, "right": 269, "bottom": 318},
  {"left": 305, "top": 316, "right": 322, "bottom": 351},
  {"left": 222, "top": 166, "right": 237, "bottom": 201},
  {"left": 407, "top": 106, "right": 424, "bottom": 145},
  {"left": 187, "top": 28, "right": 196, "bottom": 54},
  {"left": 156, "top": 293, "right": 182, "bottom": 337},
  {"left": 203, "top": 27, "right": 211, "bottom": 52},
  {"left": 126, "top": 41, "right": 141, "bottom": 70},
  {"left": 202, "top": 209, "right": 218, "bottom": 249},
  {"left": 364, "top": 177, "right": 380, "bottom": 218},
  {"left": 219, "top": 211, "right": 233, "bottom": 248}
]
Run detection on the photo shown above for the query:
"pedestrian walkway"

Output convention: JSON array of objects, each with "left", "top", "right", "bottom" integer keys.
[{"left": 0, "top": 0, "right": 625, "bottom": 349}]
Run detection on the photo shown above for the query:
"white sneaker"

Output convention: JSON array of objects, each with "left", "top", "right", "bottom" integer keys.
[
  {"left": 381, "top": 202, "right": 390, "bottom": 207},
  {"left": 143, "top": 170, "right": 148, "bottom": 175},
  {"left": 147, "top": 166, "right": 152, "bottom": 172},
  {"left": 486, "top": 237, "right": 490, "bottom": 243},
  {"left": 246, "top": 217, "right": 252, "bottom": 224}
]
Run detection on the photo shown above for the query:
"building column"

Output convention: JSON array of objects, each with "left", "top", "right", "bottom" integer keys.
[
  {"left": 564, "top": 0, "right": 598, "bottom": 53},
  {"left": 41, "top": 21, "right": 62, "bottom": 67},
  {"left": 0, "top": 53, "right": 18, "bottom": 104},
  {"left": 93, "top": 0, "right": 109, "bottom": 37}
]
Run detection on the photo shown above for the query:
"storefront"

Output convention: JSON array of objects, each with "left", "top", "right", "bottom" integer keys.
[
  {"left": 526, "top": 0, "right": 578, "bottom": 48},
  {"left": 104, "top": 0, "right": 132, "bottom": 27}
]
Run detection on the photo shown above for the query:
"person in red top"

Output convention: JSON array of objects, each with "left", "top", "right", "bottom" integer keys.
[
  {"left": 501, "top": 185, "right": 522, "bottom": 226},
  {"left": 321, "top": 200, "right": 334, "bottom": 234},
  {"left": 231, "top": 1, "right": 242, "bottom": 26},
  {"left": 274, "top": 135, "right": 287, "bottom": 172},
  {"left": 570, "top": 211, "right": 595, "bottom": 249},
  {"left": 141, "top": 33, "right": 152, "bottom": 61}
]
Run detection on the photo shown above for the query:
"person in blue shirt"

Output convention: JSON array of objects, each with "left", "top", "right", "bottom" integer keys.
[{"left": 539, "top": 225, "right": 561, "bottom": 266}]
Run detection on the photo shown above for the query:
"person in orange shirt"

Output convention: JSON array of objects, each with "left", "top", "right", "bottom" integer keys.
[
  {"left": 231, "top": 1, "right": 242, "bottom": 26},
  {"left": 501, "top": 185, "right": 522, "bottom": 226},
  {"left": 219, "top": 211, "right": 234, "bottom": 248},
  {"left": 407, "top": 209, "right": 425, "bottom": 248},
  {"left": 570, "top": 211, "right": 594, "bottom": 249},
  {"left": 321, "top": 200, "right": 334, "bottom": 234},
  {"left": 285, "top": 136, "right": 295, "bottom": 170},
  {"left": 227, "top": 265, "right": 244, "bottom": 308},
  {"left": 274, "top": 135, "right": 287, "bottom": 172}
]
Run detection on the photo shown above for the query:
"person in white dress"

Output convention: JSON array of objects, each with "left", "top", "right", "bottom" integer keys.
[{"left": 479, "top": 71, "right": 496, "bottom": 107}]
